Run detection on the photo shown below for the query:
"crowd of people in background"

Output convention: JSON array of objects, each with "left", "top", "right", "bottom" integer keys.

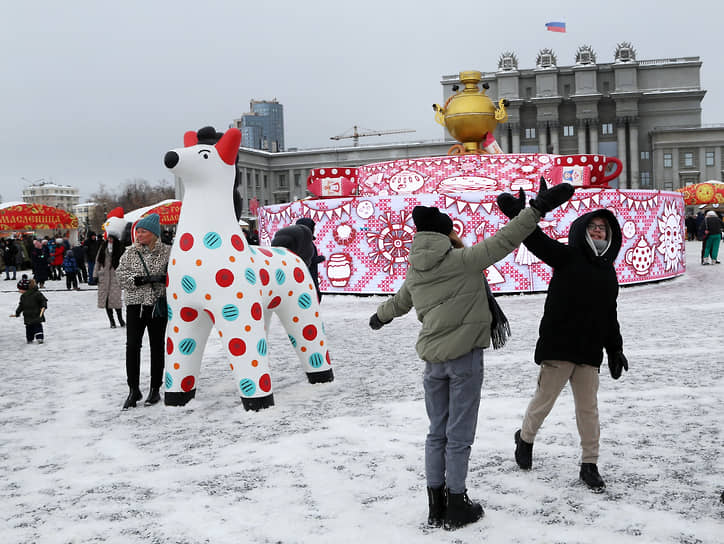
[{"left": 0, "top": 233, "right": 101, "bottom": 289}]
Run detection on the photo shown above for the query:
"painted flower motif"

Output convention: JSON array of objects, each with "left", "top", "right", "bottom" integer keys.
[{"left": 656, "top": 201, "right": 684, "bottom": 272}]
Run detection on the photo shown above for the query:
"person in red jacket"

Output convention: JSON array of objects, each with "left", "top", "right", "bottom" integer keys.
[{"left": 51, "top": 239, "right": 65, "bottom": 281}]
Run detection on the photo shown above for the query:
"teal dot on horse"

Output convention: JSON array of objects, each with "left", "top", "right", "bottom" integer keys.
[
  {"left": 257, "top": 338, "right": 268, "bottom": 356},
  {"left": 275, "top": 269, "right": 286, "bottom": 285},
  {"left": 222, "top": 304, "right": 239, "bottom": 321},
  {"left": 165, "top": 372, "right": 173, "bottom": 389},
  {"left": 272, "top": 248, "right": 286, "bottom": 256},
  {"left": 245, "top": 268, "right": 257, "bottom": 285},
  {"left": 239, "top": 378, "right": 256, "bottom": 397},
  {"left": 288, "top": 334, "right": 297, "bottom": 348},
  {"left": 298, "top": 292, "right": 312, "bottom": 309},
  {"left": 309, "top": 352, "right": 324, "bottom": 368},
  {"left": 167, "top": 304, "right": 173, "bottom": 321},
  {"left": 203, "top": 231, "right": 223, "bottom": 249},
  {"left": 181, "top": 275, "right": 197, "bottom": 293},
  {"left": 179, "top": 338, "right": 197, "bottom": 355}
]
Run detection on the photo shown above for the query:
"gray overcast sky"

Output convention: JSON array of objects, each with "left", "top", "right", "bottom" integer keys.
[{"left": 1, "top": 0, "right": 721, "bottom": 201}]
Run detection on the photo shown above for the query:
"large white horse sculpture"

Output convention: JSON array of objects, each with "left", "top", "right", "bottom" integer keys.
[{"left": 163, "top": 127, "right": 333, "bottom": 410}]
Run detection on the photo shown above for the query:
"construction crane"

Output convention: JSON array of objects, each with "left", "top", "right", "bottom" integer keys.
[{"left": 330, "top": 125, "right": 416, "bottom": 147}]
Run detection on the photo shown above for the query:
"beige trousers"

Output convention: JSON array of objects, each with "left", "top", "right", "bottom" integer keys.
[{"left": 520, "top": 360, "right": 600, "bottom": 464}]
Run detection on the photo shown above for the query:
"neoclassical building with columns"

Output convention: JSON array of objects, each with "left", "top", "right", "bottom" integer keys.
[
  {"left": 440, "top": 43, "right": 707, "bottom": 190},
  {"left": 222, "top": 42, "right": 720, "bottom": 219}
]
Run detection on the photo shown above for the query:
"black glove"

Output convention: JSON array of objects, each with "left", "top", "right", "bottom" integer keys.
[
  {"left": 529, "top": 178, "right": 575, "bottom": 215},
  {"left": 133, "top": 276, "right": 150, "bottom": 286},
  {"left": 369, "top": 313, "right": 391, "bottom": 330},
  {"left": 608, "top": 351, "right": 629, "bottom": 380},
  {"left": 496, "top": 188, "right": 526, "bottom": 219}
]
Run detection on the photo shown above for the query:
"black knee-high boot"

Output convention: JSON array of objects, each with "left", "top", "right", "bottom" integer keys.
[
  {"left": 116, "top": 308, "right": 125, "bottom": 327},
  {"left": 106, "top": 307, "right": 116, "bottom": 328}
]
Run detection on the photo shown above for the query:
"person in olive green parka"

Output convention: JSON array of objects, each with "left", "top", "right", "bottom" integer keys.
[{"left": 369, "top": 180, "right": 574, "bottom": 531}]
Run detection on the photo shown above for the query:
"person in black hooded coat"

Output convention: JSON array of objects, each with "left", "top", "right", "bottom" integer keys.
[
  {"left": 295, "top": 217, "right": 325, "bottom": 302},
  {"left": 498, "top": 188, "right": 628, "bottom": 491}
]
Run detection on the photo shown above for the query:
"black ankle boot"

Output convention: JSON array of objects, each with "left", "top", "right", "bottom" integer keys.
[
  {"left": 122, "top": 387, "right": 143, "bottom": 410},
  {"left": 426, "top": 486, "right": 446, "bottom": 527},
  {"left": 580, "top": 463, "right": 606, "bottom": 491},
  {"left": 514, "top": 429, "right": 533, "bottom": 470},
  {"left": 144, "top": 387, "right": 161, "bottom": 406},
  {"left": 444, "top": 490, "right": 484, "bottom": 530}
]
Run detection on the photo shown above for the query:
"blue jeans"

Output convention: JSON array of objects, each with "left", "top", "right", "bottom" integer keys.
[
  {"left": 424, "top": 348, "right": 484, "bottom": 493},
  {"left": 5, "top": 265, "right": 16, "bottom": 279}
]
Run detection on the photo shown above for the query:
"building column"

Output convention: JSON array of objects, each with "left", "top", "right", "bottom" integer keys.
[
  {"left": 699, "top": 148, "right": 707, "bottom": 182},
  {"left": 577, "top": 121, "right": 586, "bottom": 154},
  {"left": 672, "top": 148, "right": 680, "bottom": 190},
  {"left": 538, "top": 125, "right": 547, "bottom": 153},
  {"left": 512, "top": 129, "right": 521, "bottom": 153},
  {"left": 288, "top": 168, "right": 296, "bottom": 200},
  {"left": 589, "top": 122, "right": 599, "bottom": 155},
  {"left": 549, "top": 124, "right": 559, "bottom": 154},
  {"left": 716, "top": 147, "right": 722, "bottom": 181},
  {"left": 617, "top": 124, "right": 627, "bottom": 188},
  {"left": 629, "top": 123, "right": 639, "bottom": 189}
]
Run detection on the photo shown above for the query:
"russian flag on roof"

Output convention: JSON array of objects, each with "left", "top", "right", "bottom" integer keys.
[{"left": 545, "top": 21, "right": 566, "bottom": 33}]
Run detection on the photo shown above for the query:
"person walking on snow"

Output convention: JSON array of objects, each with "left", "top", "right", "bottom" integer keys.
[
  {"left": 702, "top": 210, "right": 722, "bottom": 265},
  {"left": 497, "top": 189, "right": 628, "bottom": 492},
  {"left": 369, "top": 180, "right": 574, "bottom": 530},
  {"left": 10, "top": 275, "right": 48, "bottom": 344}
]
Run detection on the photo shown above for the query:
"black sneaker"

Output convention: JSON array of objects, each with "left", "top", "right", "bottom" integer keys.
[
  {"left": 514, "top": 429, "right": 533, "bottom": 470},
  {"left": 579, "top": 463, "right": 605, "bottom": 491}
]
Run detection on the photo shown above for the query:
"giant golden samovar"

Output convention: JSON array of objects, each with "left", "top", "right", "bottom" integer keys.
[{"left": 433, "top": 70, "right": 508, "bottom": 155}]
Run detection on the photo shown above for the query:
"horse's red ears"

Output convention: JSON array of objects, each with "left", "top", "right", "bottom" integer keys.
[
  {"left": 184, "top": 131, "right": 198, "bottom": 147},
  {"left": 216, "top": 128, "right": 242, "bottom": 165}
]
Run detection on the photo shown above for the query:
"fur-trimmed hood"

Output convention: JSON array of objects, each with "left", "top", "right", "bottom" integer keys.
[{"left": 568, "top": 209, "right": 622, "bottom": 265}]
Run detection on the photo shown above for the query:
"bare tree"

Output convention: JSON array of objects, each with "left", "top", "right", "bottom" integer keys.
[{"left": 89, "top": 179, "right": 174, "bottom": 233}]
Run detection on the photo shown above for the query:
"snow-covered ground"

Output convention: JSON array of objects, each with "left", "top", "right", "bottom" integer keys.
[{"left": 1, "top": 241, "right": 722, "bottom": 543}]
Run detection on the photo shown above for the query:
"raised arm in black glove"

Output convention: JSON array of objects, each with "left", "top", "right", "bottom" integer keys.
[
  {"left": 496, "top": 188, "right": 526, "bottom": 219},
  {"left": 529, "top": 178, "right": 575, "bottom": 215},
  {"left": 369, "top": 313, "right": 392, "bottom": 330},
  {"left": 608, "top": 351, "right": 629, "bottom": 380}
]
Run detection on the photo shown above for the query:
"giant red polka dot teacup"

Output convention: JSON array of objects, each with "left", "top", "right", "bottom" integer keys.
[{"left": 550, "top": 154, "right": 623, "bottom": 188}]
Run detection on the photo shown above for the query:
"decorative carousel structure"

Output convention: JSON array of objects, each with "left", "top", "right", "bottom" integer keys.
[{"left": 258, "top": 71, "right": 686, "bottom": 294}]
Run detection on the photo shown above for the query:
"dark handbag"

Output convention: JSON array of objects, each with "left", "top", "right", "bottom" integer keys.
[
  {"left": 152, "top": 296, "right": 168, "bottom": 319},
  {"left": 136, "top": 250, "right": 168, "bottom": 319}
]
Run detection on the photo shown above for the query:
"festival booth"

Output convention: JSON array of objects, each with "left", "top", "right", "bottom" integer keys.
[
  {"left": 0, "top": 201, "right": 79, "bottom": 243},
  {"left": 676, "top": 181, "right": 724, "bottom": 207},
  {"left": 125, "top": 199, "right": 182, "bottom": 225},
  {"left": 258, "top": 70, "right": 686, "bottom": 294}
]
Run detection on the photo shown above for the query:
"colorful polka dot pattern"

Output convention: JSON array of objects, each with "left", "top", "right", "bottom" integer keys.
[{"left": 165, "top": 229, "right": 332, "bottom": 401}]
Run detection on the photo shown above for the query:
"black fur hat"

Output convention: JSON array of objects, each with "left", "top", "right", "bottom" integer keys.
[{"left": 412, "top": 206, "right": 453, "bottom": 235}]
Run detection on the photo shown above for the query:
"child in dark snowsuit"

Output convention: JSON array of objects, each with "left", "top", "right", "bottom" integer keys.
[{"left": 11, "top": 275, "right": 48, "bottom": 343}]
